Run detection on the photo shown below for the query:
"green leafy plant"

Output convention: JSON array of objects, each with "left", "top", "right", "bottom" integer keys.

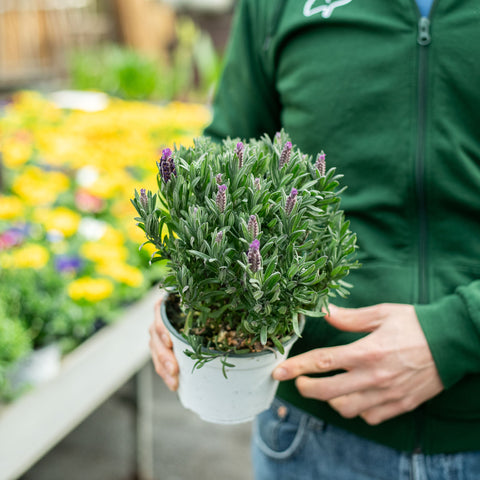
[
  {"left": 132, "top": 131, "right": 358, "bottom": 365},
  {"left": 68, "top": 18, "right": 221, "bottom": 102},
  {"left": 0, "top": 266, "right": 104, "bottom": 353},
  {"left": 0, "top": 310, "right": 32, "bottom": 400},
  {"left": 69, "top": 44, "right": 164, "bottom": 101}
]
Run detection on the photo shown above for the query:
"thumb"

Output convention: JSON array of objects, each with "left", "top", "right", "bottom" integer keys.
[{"left": 324, "top": 304, "right": 385, "bottom": 333}]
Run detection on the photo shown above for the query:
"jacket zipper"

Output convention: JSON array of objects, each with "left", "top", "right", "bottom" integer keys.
[
  {"left": 415, "top": 15, "right": 431, "bottom": 306},
  {"left": 413, "top": 10, "right": 433, "bottom": 455}
]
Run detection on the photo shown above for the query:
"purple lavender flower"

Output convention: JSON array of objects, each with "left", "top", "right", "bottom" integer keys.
[
  {"left": 235, "top": 142, "right": 244, "bottom": 168},
  {"left": 254, "top": 177, "right": 261, "bottom": 191},
  {"left": 216, "top": 173, "right": 223, "bottom": 184},
  {"left": 315, "top": 151, "right": 326, "bottom": 176},
  {"left": 247, "top": 214, "right": 259, "bottom": 239},
  {"left": 55, "top": 255, "right": 83, "bottom": 274},
  {"left": 157, "top": 148, "right": 176, "bottom": 183},
  {"left": 285, "top": 188, "right": 298, "bottom": 215},
  {"left": 140, "top": 188, "right": 148, "bottom": 210},
  {"left": 248, "top": 239, "right": 261, "bottom": 273},
  {"left": 216, "top": 184, "right": 227, "bottom": 213},
  {"left": 215, "top": 231, "right": 224, "bottom": 243},
  {"left": 279, "top": 141, "right": 292, "bottom": 169}
]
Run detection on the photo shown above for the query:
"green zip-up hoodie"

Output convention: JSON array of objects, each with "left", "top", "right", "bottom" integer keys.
[{"left": 204, "top": 0, "right": 480, "bottom": 454}]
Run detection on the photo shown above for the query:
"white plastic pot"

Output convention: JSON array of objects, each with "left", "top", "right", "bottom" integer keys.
[{"left": 161, "top": 300, "right": 302, "bottom": 424}]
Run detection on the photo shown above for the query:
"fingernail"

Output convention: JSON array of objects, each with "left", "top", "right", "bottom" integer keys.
[{"left": 273, "top": 367, "right": 288, "bottom": 380}]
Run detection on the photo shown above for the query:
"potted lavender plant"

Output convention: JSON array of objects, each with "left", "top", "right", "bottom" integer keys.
[{"left": 131, "top": 131, "right": 357, "bottom": 423}]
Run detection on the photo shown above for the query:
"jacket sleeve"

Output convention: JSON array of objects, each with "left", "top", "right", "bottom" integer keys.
[
  {"left": 415, "top": 281, "right": 480, "bottom": 389},
  {"left": 203, "top": 0, "right": 282, "bottom": 142}
]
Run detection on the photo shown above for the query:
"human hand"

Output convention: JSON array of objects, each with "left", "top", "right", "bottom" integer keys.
[
  {"left": 149, "top": 298, "right": 179, "bottom": 391},
  {"left": 273, "top": 303, "right": 444, "bottom": 425}
]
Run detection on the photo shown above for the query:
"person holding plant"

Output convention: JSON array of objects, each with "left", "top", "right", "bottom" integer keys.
[{"left": 149, "top": 0, "right": 480, "bottom": 478}]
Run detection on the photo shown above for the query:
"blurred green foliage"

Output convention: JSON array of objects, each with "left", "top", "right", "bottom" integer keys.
[
  {"left": 0, "top": 309, "right": 32, "bottom": 399},
  {"left": 68, "top": 18, "right": 222, "bottom": 102},
  {"left": 0, "top": 266, "right": 106, "bottom": 353}
]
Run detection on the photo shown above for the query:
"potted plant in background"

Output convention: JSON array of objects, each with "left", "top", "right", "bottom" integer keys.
[
  {"left": 132, "top": 131, "right": 357, "bottom": 423},
  {"left": 0, "top": 308, "right": 32, "bottom": 401},
  {"left": 0, "top": 266, "right": 93, "bottom": 396}
]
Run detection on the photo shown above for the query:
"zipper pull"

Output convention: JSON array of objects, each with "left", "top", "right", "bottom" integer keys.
[{"left": 417, "top": 17, "right": 431, "bottom": 46}]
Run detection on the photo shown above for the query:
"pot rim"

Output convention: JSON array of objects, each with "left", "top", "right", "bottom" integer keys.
[{"left": 160, "top": 294, "right": 304, "bottom": 358}]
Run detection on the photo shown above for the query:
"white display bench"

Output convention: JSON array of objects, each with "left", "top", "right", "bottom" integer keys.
[{"left": 0, "top": 287, "right": 163, "bottom": 480}]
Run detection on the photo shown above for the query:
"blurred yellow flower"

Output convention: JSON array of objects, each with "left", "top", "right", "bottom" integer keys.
[
  {"left": 67, "top": 277, "right": 114, "bottom": 302},
  {"left": 157, "top": 101, "right": 211, "bottom": 131},
  {"left": 80, "top": 241, "right": 128, "bottom": 264},
  {"left": 12, "top": 166, "right": 70, "bottom": 206},
  {"left": 0, "top": 243, "right": 50, "bottom": 269},
  {"left": 10, "top": 91, "right": 62, "bottom": 123},
  {"left": 37, "top": 130, "right": 84, "bottom": 167},
  {"left": 1, "top": 137, "right": 33, "bottom": 168},
  {"left": 87, "top": 169, "right": 132, "bottom": 199},
  {"left": 101, "top": 226, "right": 125, "bottom": 246},
  {"left": 34, "top": 206, "right": 81, "bottom": 237},
  {"left": 0, "top": 195, "right": 24, "bottom": 219},
  {"left": 97, "top": 263, "right": 144, "bottom": 287}
]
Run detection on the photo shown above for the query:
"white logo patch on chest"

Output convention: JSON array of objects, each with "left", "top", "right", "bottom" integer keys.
[{"left": 303, "top": 0, "right": 353, "bottom": 18}]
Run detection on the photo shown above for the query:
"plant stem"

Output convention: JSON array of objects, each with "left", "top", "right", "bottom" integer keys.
[{"left": 184, "top": 309, "right": 194, "bottom": 335}]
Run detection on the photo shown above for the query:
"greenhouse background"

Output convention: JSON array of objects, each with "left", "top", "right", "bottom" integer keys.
[{"left": 0, "top": 1, "right": 252, "bottom": 479}]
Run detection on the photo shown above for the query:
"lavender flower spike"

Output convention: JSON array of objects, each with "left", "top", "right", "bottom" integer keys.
[
  {"left": 315, "top": 150, "right": 326, "bottom": 176},
  {"left": 254, "top": 177, "right": 261, "bottom": 190},
  {"left": 285, "top": 188, "right": 298, "bottom": 215},
  {"left": 215, "top": 231, "right": 224, "bottom": 243},
  {"left": 279, "top": 141, "right": 292, "bottom": 169},
  {"left": 157, "top": 148, "right": 176, "bottom": 183},
  {"left": 248, "top": 239, "right": 262, "bottom": 273},
  {"left": 235, "top": 142, "right": 244, "bottom": 168},
  {"left": 248, "top": 214, "right": 259, "bottom": 239},
  {"left": 140, "top": 188, "right": 148, "bottom": 209},
  {"left": 216, "top": 173, "right": 223, "bottom": 184},
  {"left": 216, "top": 184, "right": 227, "bottom": 213}
]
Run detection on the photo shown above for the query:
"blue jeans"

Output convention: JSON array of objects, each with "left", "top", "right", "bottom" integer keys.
[{"left": 252, "top": 398, "right": 480, "bottom": 480}]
